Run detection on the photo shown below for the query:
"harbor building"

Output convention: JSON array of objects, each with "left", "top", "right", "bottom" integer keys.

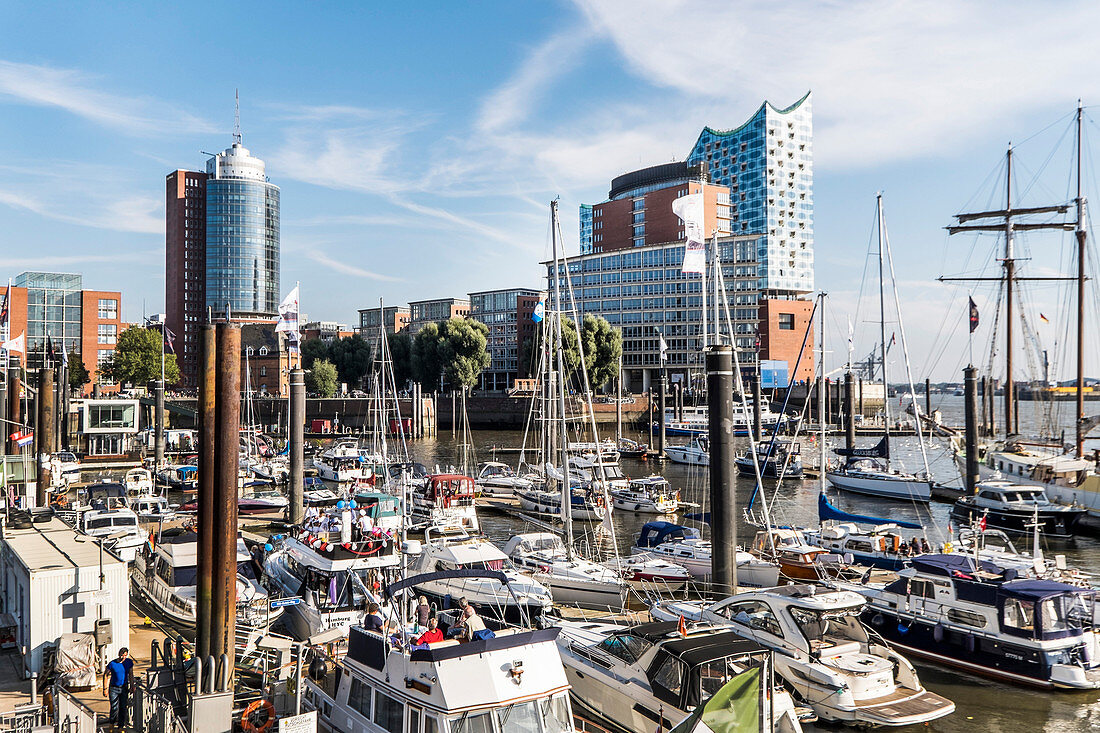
[
  {"left": 468, "top": 287, "right": 540, "bottom": 391},
  {"left": 4, "top": 272, "right": 123, "bottom": 393},
  {"left": 242, "top": 323, "right": 292, "bottom": 396},
  {"left": 406, "top": 297, "right": 469, "bottom": 336},
  {"left": 573, "top": 93, "right": 815, "bottom": 388},
  {"left": 358, "top": 306, "right": 411, "bottom": 356},
  {"left": 165, "top": 131, "right": 280, "bottom": 388},
  {"left": 301, "top": 321, "right": 354, "bottom": 344}
]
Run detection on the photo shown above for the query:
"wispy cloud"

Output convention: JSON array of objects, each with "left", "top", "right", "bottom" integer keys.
[
  {"left": 304, "top": 248, "right": 402, "bottom": 282},
  {"left": 0, "top": 251, "right": 159, "bottom": 270},
  {"left": 0, "top": 59, "right": 217, "bottom": 136}
]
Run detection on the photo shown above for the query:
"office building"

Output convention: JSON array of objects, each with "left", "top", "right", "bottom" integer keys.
[
  {"left": 165, "top": 131, "right": 280, "bottom": 387},
  {"left": 469, "top": 288, "right": 540, "bottom": 391},
  {"left": 358, "top": 306, "right": 411, "bottom": 355},
  {"left": 301, "top": 321, "right": 354, "bottom": 344},
  {"left": 407, "top": 297, "right": 469, "bottom": 336},
  {"left": 242, "top": 323, "right": 291, "bottom": 396},
  {"left": 6, "top": 272, "right": 123, "bottom": 393}
]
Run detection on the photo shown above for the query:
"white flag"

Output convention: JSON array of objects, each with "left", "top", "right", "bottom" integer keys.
[
  {"left": 600, "top": 492, "right": 615, "bottom": 536},
  {"left": 659, "top": 332, "right": 668, "bottom": 363},
  {"left": 1, "top": 332, "right": 24, "bottom": 353},
  {"left": 673, "top": 193, "right": 706, "bottom": 274},
  {"left": 275, "top": 286, "right": 299, "bottom": 334}
]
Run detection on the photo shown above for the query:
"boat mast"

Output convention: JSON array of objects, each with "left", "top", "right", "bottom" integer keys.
[
  {"left": 876, "top": 194, "right": 891, "bottom": 455},
  {"left": 551, "top": 200, "right": 574, "bottom": 559},
  {"left": 1075, "top": 100, "right": 1087, "bottom": 458},
  {"left": 1004, "top": 147, "right": 1016, "bottom": 436}
]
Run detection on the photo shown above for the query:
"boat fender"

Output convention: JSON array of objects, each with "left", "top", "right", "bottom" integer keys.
[
  {"left": 871, "top": 614, "right": 885, "bottom": 627},
  {"left": 965, "top": 634, "right": 976, "bottom": 654},
  {"left": 897, "top": 622, "right": 910, "bottom": 635},
  {"left": 933, "top": 623, "right": 944, "bottom": 643}
]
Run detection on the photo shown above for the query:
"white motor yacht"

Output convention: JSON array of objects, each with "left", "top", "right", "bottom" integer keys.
[
  {"left": 651, "top": 585, "right": 956, "bottom": 727},
  {"left": 502, "top": 533, "right": 628, "bottom": 610},
  {"left": 407, "top": 529, "right": 552, "bottom": 628},
  {"left": 611, "top": 475, "right": 680, "bottom": 514},
  {"left": 633, "top": 521, "right": 780, "bottom": 586},
  {"left": 313, "top": 440, "right": 368, "bottom": 483},
  {"left": 129, "top": 494, "right": 178, "bottom": 522},
  {"left": 409, "top": 474, "right": 479, "bottom": 531},
  {"left": 664, "top": 436, "right": 709, "bottom": 466},
  {"left": 555, "top": 618, "right": 806, "bottom": 733},
  {"left": 123, "top": 468, "right": 155, "bottom": 496},
  {"left": 79, "top": 507, "right": 147, "bottom": 563},
  {"left": 600, "top": 552, "right": 692, "bottom": 593},
  {"left": 473, "top": 461, "right": 532, "bottom": 496}
]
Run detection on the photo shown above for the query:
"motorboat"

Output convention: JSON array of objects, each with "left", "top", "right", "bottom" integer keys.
[
  {"left": 802, "top": 522, "right": 921, "bottom": 571},
  {"left": 570, "top": 455, "right": 630, "bottom": 491},
  {"left": 555, "top": 619, "right": 806, "bottom": 733},
  {"left": 79, "top": 507, "right": 147, "bottom": 563},
  {"left": 52, "top": 451, "right": 81, "bottom": 479},
  {"left": 611, "top": 475, "right": 680, "bottom": 514},
  {"left": 651, "top": 586, "right": 955, "bottom": 726},
  {"left": 617, "top": 437, "right": 648, "bottom": 458},
  {"left": 123, "top": 468, "right": 155, "bottom": 496},
  {"left": 750, "top": 528, "right": 861, "bottom": 581},
  {"left": 736, "top": 439, "right": 803, "bottom": 479},
  {"left": 951, "top": 480, "right": 1087, "bottom": 537},
  {"left": 632, "top": 521, "right": 780, "bottom": 586},
  {"left": 659, "top": 402, "right": 785, "bottom": 437},
  {"left": 473, "top": 461, "right": 532, "bottom": 497},
  {"left": 502, "top": 532, "right": 628, "bottom": 610},
  {"left": 131, "top": 532, "right": 281, "bottom": 635},
  {"left": 240, "top": 487, "right": 289, "bottom": 511},
  {"left": 567, "top": 439, "right": 620, "bottom": 464},
  {"left": 157, "top": 464, "right": 198, "bottom": 494},
  {"left": 953, "top": 527, "right": 1092, "bottom": 586},
  {"left": 304, "top": 609, "right": 575, "bottom": 733},
  {"left": 664, "top": 436, "right": 709, "bottom": 466},
  {"left": 128, "top": 494, "right": 178, "bottom": 523},
  {"left": 515, "top": 485, "right": 607, "bottom": 522},
  {"left": 312, "top": 440, "right": 368, "bottom": 483},
  {"left": 953, "top": 437, "right": 1094, "bottom": 514},
  {"left": 260, "top": 506, "right": 400, "bottom": 640},
  {"left": 600, "top": 552, "right": 692, "bottom": 593},
  {"left": 406, "top": 529, "right": 552, "bottom": 628},
  {"left": 409, "top": 473, "right": 479, "bottom": 532},
  {"left": 844, "top": 553, "right": 1100, "bottom": 689}
]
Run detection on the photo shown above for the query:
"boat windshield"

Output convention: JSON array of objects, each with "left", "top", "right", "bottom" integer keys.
[
  {"left": 698, "top": 655, "right": 755, "bottom": 698},
  {"left": 1040, "top": 592, "right": 1095, "bottom": 636},
  {"left": 300, "top": 567, "right": 376, "bottom": 609},
  {"left": 789, "top": 606, "right": 866, "bottom": 647},
  {"left": 237, "top": 560, "right": 257, "bottom": 581},
  {"left": 596, "top": 633, "right": 652, "bottom": 663},
  {"left": 449, "top": 694, "right": 571, "bottom": 733}
]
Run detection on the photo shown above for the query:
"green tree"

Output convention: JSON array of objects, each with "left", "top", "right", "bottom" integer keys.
[
  {"left": 437, "top": 318, "right": 491, "bottom": 390},
  {"left": 520, "top": 317, "right": 580, "bottom": 378},
  {"left": 579, "top": 315, "right": 622, "bottom": 389},
  {"left": 386, "top": 331, "right": 413, "bottom": 389},
  {"left": 306, "top": 358, "right": 339, "bottom": 397},
  {"left": 301, "top": 338, "right": 329, "bottom": 370},
  {"left": 411, "top": 322, "right": 444, "bottom": 391},
  {"left": 101, "top": 326, "right": 181, "bottom": 386},
  {"left": 67, "top": 352, "right": 91, "bottom": 391},
  {"left": 329, "top": 335, "right": 373, "bottom": 388}
]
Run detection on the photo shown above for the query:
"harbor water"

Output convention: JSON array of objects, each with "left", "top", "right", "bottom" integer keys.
[{"left": 402, "top": 393, "right": 1100, "bottom": 731}]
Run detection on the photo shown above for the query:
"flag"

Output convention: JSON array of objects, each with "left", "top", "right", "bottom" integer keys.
[
  {"left": 1039, "top": 313, "right": 1049, "bottom": 323},
  {"left": 678, "top": 615, "right": 687, "bottom": 638},
  {"left": 659, "top": 332, "right": 668, "bottom": 363},
  {"left": 669, "top": 667, "right": 761, "bottom": 733},
  {"left": 163, "top": 326, "right": 176, "bottom": 354},
  {"left": 275, "top": 286, "right": 300, "bottom": 335},
  {"left": 600, "top": 494, "right": 614, "bottom": 536},
  {"left": 61, "top": 348, "right": 68, "bottom": 370},
  {"left": 10, "top": 431, "right": 32, "bottom": 448},
  {"left": 846, "top": 316, "right": 854, "bottom": 351},
  {"left": 532, "top": 295, "right": 545, "bottom": 323},
  {"left": 673, "top": 194, "right": 706, "bottom": 274},
  {"left": 0, "top": 283, "right": 8, "bottom": 326},
  {"left": 46, "top": 334, "right": 55, "bottom": 365},
  {"left": 968, "top": 297, "right": 979, "bottom": 333},
  {"left": 1, "top": 332, "right": 24, "bottom": 353},
  {"left": 977, "top": 513, "right": 987, "bottom": 532}
]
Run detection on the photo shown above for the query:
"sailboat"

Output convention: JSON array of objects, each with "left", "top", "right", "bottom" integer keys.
[{"left": 826, "top": 195, "right": 933, "bottom": 502}]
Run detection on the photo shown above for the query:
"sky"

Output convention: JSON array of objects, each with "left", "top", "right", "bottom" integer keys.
[{"left": 2, "top": 1, "right": 1100, "bottom": 381}]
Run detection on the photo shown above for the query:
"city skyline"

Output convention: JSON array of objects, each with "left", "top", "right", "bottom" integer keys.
[{"left": 1, "top": 2, "right": 1100, "bottom": 380}]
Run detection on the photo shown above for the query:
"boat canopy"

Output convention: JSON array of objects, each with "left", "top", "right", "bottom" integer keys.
[
  {"left": 998, "top": 579, "right": 1096, "bottom": 641},
  {"left": 636, "top": 522, "right": 701, "bottom": 548},
  {"left": 385, "top": 568, "right": 510, "bottom": 599},
  {"left": 833, "top": 436, "right": 889, "bottom": 459},
  {"left": 910, "top": 553, "right": 1004, "bottom": 578},
  {"left": 817, "top": 492, "right": 922, "bottom": 529}
]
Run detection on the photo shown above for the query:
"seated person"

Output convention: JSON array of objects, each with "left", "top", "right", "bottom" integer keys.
[{"left": 415, "top": 618, "right": 444, "bottom": 645}]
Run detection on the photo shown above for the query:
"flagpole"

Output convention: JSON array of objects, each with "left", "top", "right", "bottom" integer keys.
[{"left": 296, "top": 281, "right": 301, "bottom": 370}]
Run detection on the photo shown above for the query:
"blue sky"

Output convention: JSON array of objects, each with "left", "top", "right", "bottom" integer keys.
[{"left": 2, "top": 1, "right": 1100, "bottom": 380}]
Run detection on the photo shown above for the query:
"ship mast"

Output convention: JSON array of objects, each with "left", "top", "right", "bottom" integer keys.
[{"left": 1075, "top": 100, "right": 1088, "bottom": 457}]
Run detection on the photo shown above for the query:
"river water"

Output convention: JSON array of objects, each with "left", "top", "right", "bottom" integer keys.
[{"left": 398, "top": 393, "right": 1100, "bottom": 732}]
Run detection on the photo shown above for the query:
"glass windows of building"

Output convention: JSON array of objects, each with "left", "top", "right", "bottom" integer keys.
[
  {"left": 205, "top": 179, "right": 280, "bottom": 317},
  {"left": 15, "top": 272, "right": 84, "bottom": 368},
  {"left": 97, "top": 298, "right": 118, "bottom": 320},
  {"left": 97, "top": 324, "right": 117, "bottom": 344}
]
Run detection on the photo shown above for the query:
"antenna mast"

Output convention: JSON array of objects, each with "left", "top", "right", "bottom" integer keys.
[{"left": 234, "top": 89, "right": 242, "bottom": 145}]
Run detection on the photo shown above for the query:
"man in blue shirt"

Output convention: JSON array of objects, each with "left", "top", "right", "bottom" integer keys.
[{"left": 102, "top": 647, "right": 134, "bottom": 730}]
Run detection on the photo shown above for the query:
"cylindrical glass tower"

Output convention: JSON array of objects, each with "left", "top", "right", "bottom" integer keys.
[{"left": 205, "top": 142, "right": 280, "bottom": 318}]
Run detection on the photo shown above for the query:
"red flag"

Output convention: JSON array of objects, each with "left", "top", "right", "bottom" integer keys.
[
  {"left": 678, "top": 615, "right": 687, "bottom": 638},
  {"left": 977, "top": 514, "right": 987, "bottom": 532}
]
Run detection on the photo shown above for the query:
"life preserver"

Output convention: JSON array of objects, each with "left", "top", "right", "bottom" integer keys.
[{"left": 241, "top": 699, "right": 276, "bottom": 733}]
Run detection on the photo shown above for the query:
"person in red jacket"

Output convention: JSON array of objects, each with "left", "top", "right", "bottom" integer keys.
[{"left": 415, "top": 618, "right": 444, "bottom": 645}]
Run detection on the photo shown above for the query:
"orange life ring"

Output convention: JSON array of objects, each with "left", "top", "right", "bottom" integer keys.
[{"left": 241, "top": 699, "right": 276, "bottom": 733}]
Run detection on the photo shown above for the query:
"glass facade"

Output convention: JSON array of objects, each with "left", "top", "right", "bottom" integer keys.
[
  {"left": 688, "top": 93, "right": 813, "bottom": 294},
  {"left": 15, "top": 271, "right": 83, "bottom": 369},
  {"left": 579, "top": 204, "right": 593, "bottom": 254},
  {"left": 546, "top": 237, "right": 760, "bottom": 388},
  {"left": 205, "top": 178, "right": 280, "bottom": 317},
  {"left": 469, "top": 288, "right": 538, "bottom": 388}
]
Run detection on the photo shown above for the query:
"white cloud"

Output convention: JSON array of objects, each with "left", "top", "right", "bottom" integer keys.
[
  {"left": 0, "top": 59, "right": 216, "bottom": 136},
  {"left": 303, "top": 248, "right": 402, "bottom": 282},
  {"left": 573, "top": 0, "right": 1100, "bottom": 167}
]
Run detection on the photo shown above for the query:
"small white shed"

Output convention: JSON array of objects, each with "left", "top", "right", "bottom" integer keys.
[{"left": 0, "top": 517, "right": 130, "bottom": 678}]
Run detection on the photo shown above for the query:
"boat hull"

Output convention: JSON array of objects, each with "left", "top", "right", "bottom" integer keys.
[
  {"left": 736, "top": 456, "right": 803, "bottom": 478},
  {"left": 950, "top": 501, "right": 1086, "bottom": 538},
  {"left": 826, "top": 471, "right": 932, "bottom": 502}
]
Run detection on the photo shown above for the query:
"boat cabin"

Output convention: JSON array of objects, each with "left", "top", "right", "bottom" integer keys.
[
  {"left": 424, "top": 475, "right": 475, "bottom": 506},
  {"left": 636, "top": 522, "right": 701, "bottom": 549}
]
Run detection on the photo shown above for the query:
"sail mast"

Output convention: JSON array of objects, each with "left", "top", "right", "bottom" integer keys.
[
  {"left": 550, "top": 200, "right": 574, "bottom": 559},
  {"left": 876, "top": 194, "right": 891, "bottom": 455},
  {"left": 1075, "top": 100, "right": 1087, "bottom": 458},
  {"left": 1004, "top": 147, "right": 1016, "bottom": 436}
]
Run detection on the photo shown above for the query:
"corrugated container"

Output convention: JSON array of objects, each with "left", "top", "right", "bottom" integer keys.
[{"left": 0, "top": 517, "right": 130, "bottom": 678}]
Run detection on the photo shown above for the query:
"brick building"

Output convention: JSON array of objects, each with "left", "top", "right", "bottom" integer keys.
[
  {"left": 164, "top": 170, "right": 207, "bottom": 389},
  {"left": 241, "top": 323, "right": 291, "bottom": 396},
  {"left": 757, "top": 298, "right": 815, "bottom": 383},
  {"left": 468, "top": 288, "right": 540, "bottom": 390},
  {"left": 407, "top": 298, "right": 469, "bottom": 336}
]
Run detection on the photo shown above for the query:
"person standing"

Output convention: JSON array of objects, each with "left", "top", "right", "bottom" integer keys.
[{"left": 103, "top": 647, "right": 134, "bottom": 731}]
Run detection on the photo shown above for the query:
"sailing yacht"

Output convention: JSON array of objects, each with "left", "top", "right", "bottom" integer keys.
[
  {"left": 502, "top": 532, "right": 628, "bottom": 610},
  {"left": 632, "top": 521, "right": 781, "bottom": 586},
  {"left": 826, "top": 196, "right": 933, "bottom": 502}
]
